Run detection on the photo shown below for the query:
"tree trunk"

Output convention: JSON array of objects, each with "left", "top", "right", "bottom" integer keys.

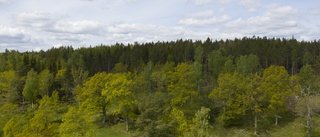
[
  {"left": 126, "top": 115, "right": 129, "bottom": 132},
  {"left": 275, "top": 115, "right": 278, "bottom": 125},
  {"left": 307, "top": 102, "right": 311, "bottom": 137},
  {"left": 255, "top": 115, "right": 258, "bottom": 136},
  {"left": 32, "top": 101, "right": 33, "bottom": 108},
  {"left": 102, "top": 105, "right": 107, "bottom": 125},
  {"left": 292, "top": 62, "right": 294, "bottom": 76}
]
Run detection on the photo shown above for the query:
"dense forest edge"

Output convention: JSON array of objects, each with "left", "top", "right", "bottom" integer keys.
[{"left": 1, "top": 36, "right": 320, "bottom": 136}]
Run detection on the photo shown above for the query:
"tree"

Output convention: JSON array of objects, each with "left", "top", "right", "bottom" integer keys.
[
  {"left": 297, "top": 64, "right": 315, "bottom": 90},
  {"left": 38, "top": 69, "right": 54, "bottom": 97},
  {"left": 235, "top": 54, "right": 260, "bottom": 75},
  {"left": 151, "top": 61, "right": 174, "bottom": 93},
  {"left": 222, "top": 58, "right": 235, "bottom": 74},
  {"left": 190, "top": 107, "right": 211, "bottom": 137},
  {"left": 37, "top": 91, "right": 59, "bottom": 123},
  {"left": 291, "top": 49, "right": 299, "bottom": 75},
  {"left": 166, "top": 63, "right": 197, "bottom": 109},
  {"left": 194, "top": 46, "right": 204, "bottom": 92},
  {"left": 303, "top": 52, "right": 313, "bottom": 66},
  {"left": 261, "top": 65, "right": 298, "bottom": 125},
  {"left": 3, "top": 114, "right": 24, "bottom": 137},
  {"left": 23, "top": 69, "right": 39, "bottom": 108},
  {"left": 141, "top": 61, "right": 154, "bottom": 93},
  {"left": 59, "top": 106, "right": 95, "bottom": 137},
  {"left": 16, "top": 91, "right": 60, "bottom": 137},
  {"left": 19, "top": 112, "right": 59, "bottom": 137},
  {"left": 296, "top": 64, "right": 319, "bottom": 137},
  {"left": 208, "top": 49, "right": 227, "bottom": 79},
  {"left": 135, "top": 93, "right": 175, "bottom": 137},
  {"left": 76, "top": 72, "right": 110, "bottom": 124},
  {"left": 55, "top": 66, "right": 74, "bottom": 102},
  {"left": 112, "top": 62, "right": 128, "bottom": 73},
  {"left": 0, "top": 103, "right": 18, "bottom": 132},
  {"left": 169, "top": 108, "right": 188, "bottom": 136},
  {"left": 103, "top": 72, "right": 137, "bottom": 132},
  {"left": 71, "top": 67, "right": 88, "bottom": 87},
  {"left": 209, "top": 72, "right": 248, "bottom": 125},
  {"left": 0, "top": 70, "right": 20, "bottom": 103}
]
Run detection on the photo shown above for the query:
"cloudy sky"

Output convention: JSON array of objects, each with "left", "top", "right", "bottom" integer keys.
[{"left": 0, "top": 0, "right": 319, "bottom": 52}]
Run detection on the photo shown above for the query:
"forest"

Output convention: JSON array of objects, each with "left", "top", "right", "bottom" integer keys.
[{"left": 1, "top": 36, "right": 320, "bottom": 136}]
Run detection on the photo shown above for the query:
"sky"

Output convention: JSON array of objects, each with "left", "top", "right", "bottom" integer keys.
[{"left": 0, "top": 0, "right": 320, "bottom": 52}]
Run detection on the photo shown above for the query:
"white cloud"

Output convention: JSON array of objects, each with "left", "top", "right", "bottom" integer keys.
[
  {"left": 107, "top": 24, "right": 185, "bottom": 37},
  {"left": 310, "top": 9, "right": 320, "bottom": 15},
  {"left": 185, "top": 10, "right": 214, "bottom": 18},
  {"left": 194, "top": 0, "right": 233, "bottom": 6},
  {"left": 0, "top": 26, "right": 42, "bottom": 51},
  {"left": 11, "top": 11, "right": 105, "bottom": 47},
  {"left": 53, "top": 20, "right": 103, "bottom": 35},
  {"left": 239, "top": 0, "right": 261, "bottom": 12},
  {"left": 126, "top": 0, "right": 139, "bottom": 2},
  {"left": 178, "top": 15, "right": 231, "bottom": 27},
  {"left": 0, "top": 0, "right": 8, "bottom": 4},
  {"left": 0, "top": 26, "right": 32, "bottom": 43},
  {"left": 13, "top": 11, "right": 62, "bottom": 30},
  {"left": 225, "top": 5, "right": 305, "bottom": 37},
  {"left": 13, "top": 11, "right": 104, "bottom": 35}
]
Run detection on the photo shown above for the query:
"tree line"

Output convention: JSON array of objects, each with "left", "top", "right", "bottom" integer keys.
[{"left": 1, "top": 36, "right": 320, "bottom": 136}]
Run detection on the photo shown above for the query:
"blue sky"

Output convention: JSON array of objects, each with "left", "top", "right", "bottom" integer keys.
[{"left": 0, "top": 0, "right": 319, "bottom": 52}]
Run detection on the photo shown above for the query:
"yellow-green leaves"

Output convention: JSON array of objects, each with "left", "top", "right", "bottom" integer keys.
[
  {"left": 59, "top": 106, "right": 95, "bottom": 137},
  {"left": 167, "top": 63, "right": 197, "bottom": 107},
  {"left": 0, "top": 70, "right": 19, "bottom": 103},
  {"left": 38, "top": 69, "right": 54, "bottom": 97},
  {"left": 103, "top": 72, "right": 136, "bottom": 115},
  {"left": 262, "top": 65, "right": 297, "bottom": 115},
  {"left": 191, "top": 107, "right": 211, "bottom": 137},
  {"left": 170, "top": 108, "right": 188, "bottom": 136},
  {"left": 0, "top": 103, "right": 18, "bottom": 131},
  {"left": 210, "top": 65, "right": 298, "bottom": 129},
  {"left": 102, "top": 72, "right": 137, "bottom": 131},
  {"left": 23, "top": 69, "right": 39, "bottom": 107},
  {"left": 210, "top": 72, "right": 248, "bottom": 120}
]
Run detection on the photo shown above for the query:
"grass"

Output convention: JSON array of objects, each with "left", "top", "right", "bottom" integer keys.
[{"left": 94, "top": 122, "right": 139, "bottom": 137}]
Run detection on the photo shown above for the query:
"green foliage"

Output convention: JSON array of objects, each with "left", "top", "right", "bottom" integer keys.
[
  {"left": 71, "top": 67, "right": 89, "bottom": 87},
  {"left": 0, "top": 70, "right": 20, "bottom": 103},
  {"left": 262, "top": 66, "right": 297, "bottom": 113},
  {"left": 112, "top": 62, "right": 128, "bottom": 73},
  {"left": 151, "top": 61, "right": 174, "bottom": 92},
  {"left": 303, "top": 51, "right": 313, "bottom": 65},
  {"left": 141, "top": 61, "right": 154, "bottom": 93},
  {"left": 169, "top": 108, "right": 188, "bottom": 136},
  {"left": 208, "top": 49, "right": 227, "bottom": 79},
  {"left": 190, "top": 107, "right": 212, "bottom": 137},
  {"left": 295, "top": 95, "right": 320, "bottom": 136},
  {"left": 59, "top": 106, "right": 95, "bottom": 137},
  {"left": 0, "top": 103, "right": 18, "bottom": 131},
  {"left": 23, "top": 69, "right": 40, "bottom": 106},
  {"left": 297, "top": 64, "right": 315, "bottom": 89},
  {"left": 103, "top": 72, "right": 136, "bottom": 115},
  {"left": 103, "top": 72, "right": 137, "bottom": 131},
  {"left": 135, "top": 93, "right": 175, "bottom": 137},
  {"left": 2, "top": 37, "right": 320, "bottom": 136},
  {"left": 19, "top": 112, "right": 59, "bottom": 137},
  {"left": 222, "top": 58, "right": 235, "bottom": 74},
  {"left": 38, "top": 69, "right": 54, "bottom": 97},
  {"left": 235, "top": 54, "right": 260, "bottom": 75},
  {"left": 77, "top": 72, "right": 110, "bottom": 124},
  {"left": 209, "top": 72, "right": 248, "bottom": 122},
  {"left": 3, "top": 114, "right": 24, "bottom": 137},
  {"left": 167, "top": 63, "right": 197, "bottom": 108}
]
